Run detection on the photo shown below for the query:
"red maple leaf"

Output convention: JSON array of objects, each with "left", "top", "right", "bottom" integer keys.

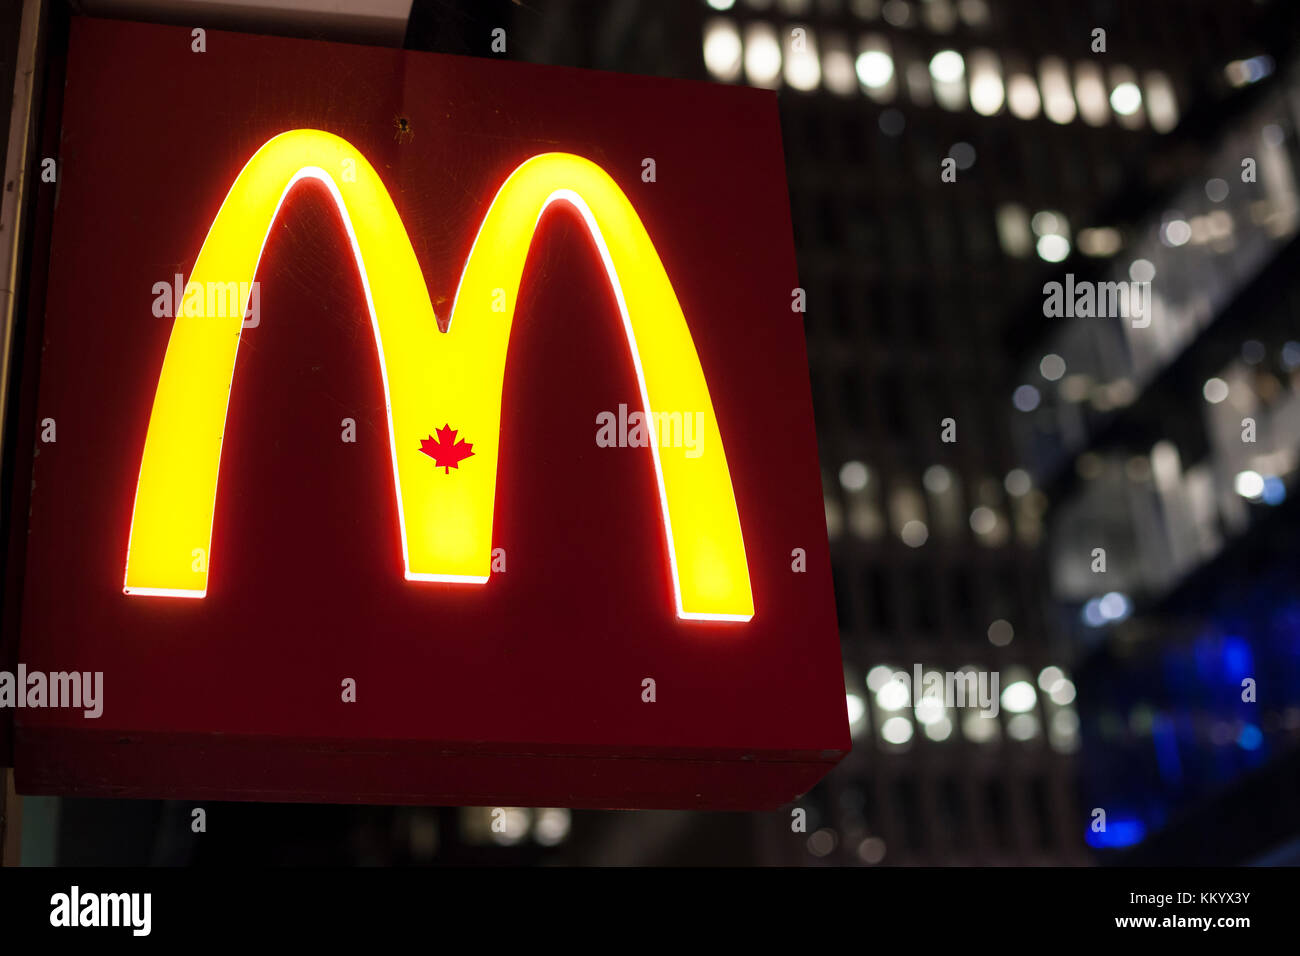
[{"left": 419, "top": 424, "right": 475, "bottom": 473}]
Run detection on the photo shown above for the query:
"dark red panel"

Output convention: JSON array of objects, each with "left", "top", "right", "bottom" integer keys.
[{"left": 14, "top": 17, "right": 846, "bottom": 808}]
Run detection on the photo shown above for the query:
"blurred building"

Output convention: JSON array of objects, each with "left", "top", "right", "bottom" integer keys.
[
  {"left": 503, "top": 0, "right": 1299, "bottom": 866},
  {"left": 1011, "top": 42, "right": 1300, "bottom": 863}
]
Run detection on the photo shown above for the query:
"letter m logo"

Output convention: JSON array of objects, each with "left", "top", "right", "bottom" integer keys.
[{"left": 123, "top": 129, "right": 753, "bottom": 621}]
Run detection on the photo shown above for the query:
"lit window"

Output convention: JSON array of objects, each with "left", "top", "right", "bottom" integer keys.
[
  {"left": 1006, "top": 73, "right": 1040, "bottom": 119},
  {"left": 820, "top": 32, "right": 857, "bottom": 96},
  {"left": 1048, "top": 679, "right": 1076, "bottom": 706},
  {"left": 1077, "top": 226, "right": 1121, "bottom": 257},
  {"left": 915, "top": 684, "right": 947, "bottom": 725},
  {"left": 1235, "top": 469, "right": 1265, "bottom": 498},
  {"left": 1049, "top": 708, "right": 1079, "bottom": 752},
  {"left": 987, "top": 618, "right": 1014, "bottom": 645},
  {"left": 839, "top": 460, "right": 869, "bottom": 491},
  {"left": 783, "top": 25, "right": 821, "bottom": 91},
  {"left": 1224, "top": 55, "right": 1274, "bottom": 88},
  {"left": 1110, "top": 82, "right": 1141, "bottom": 117},
  {"left": 922, "top": 0, "right": 957, "bottom": 32},
  {"left": 1001, "top": 680, "right": 1037, "bottom": 714},
  {"left": 1006, "top": 713, "right": 1040, "bottom": 741},
  {"left": 846, "top": 692, "right": 868, "bottom": 737},
  {"left": 533, "top": 808, "right": 571, "bottom": 846},
  {"left": 743, "top": 22, "right": 782, "bottom": 88},
  {"left": 1161, "top": 215, "right": 1191, "bottom": 247},
  {"left": 956, "top": 0, "right": 989, "bottom": 27},
  {"left": 1039, "top": 56, "right": 1076, "bottom": 124},
  {"left": 703, "top": 19, "right": 743, "bottom": 82},
  {"left": 968, "top": 49, "right": 1004, "bottom": 115},
  {"left": 900, "top": 519, "right": 929, "bottom": 547},
  {"left": 1038, "top": 354, "right": 1066, "bottom": 381},
  {"left": 880, "top": 715, "right": 914, "bottom": 745},
  {"left": 905, "top": 60, "right": 934, "bottom": 107},
  {"left": 924, "top": 716, "right": 953, "bottom": 741},
  {"left": 1073, "top": 60, "right": 1108, "bottom": 126},
  {"left": 881, "top": 0, "right": 911, "bottom": 28},
  {"left": 1128, "top": 258, "right": 1154, "bottom": 282},
  {"left": 1109, "top": 66, "right": 1144, "bottom": 129},
  {"left": 930, "top": 49, "right": 967, "bottom": 112},
  {"left": 962, "top": 708, "right": 999, "bottom": 743},
  {"left": 970, "top": 505, "right": 999, "bottom": 536},
  {"left": 929, "top": 49, "right": 964, "bottom": 84},
  {"left": 856, "top": 36, "right": 895, "bottom": 101},
  {"left": 1036, "top": 234, "right": 1070, "bottom": 262},
  {"left": 891, "top": 483, "right": 930, "bottom": 547},
  {"left": 1032, "top": 209, "right": 1070, "bottom": 262},
  {"left": 1144, "top": 70, "right": 1178, "bottom": 133},
  {"left": 858, "top": 836, "right": 887, "bottom": 863},
  {"left": 923, "top": 464, "right": 952, "bottom": 494},
  {"left": 1004, "top": 468, "right": 1032, "bottom": 496},
  {"left": 867, "top": 664, "right": 900, "bottom": 691},
  {"left": 1031, "top": 210, "right": 1066, "bottom": 237},
  {"left": 1037, "top": 666, "right": 1064, "bottom": 691},
  {"left": 995, "top": 203, "right": 1032, "bottom": 257},
  {"left": 876, "top": 678, "right": 909, "bottom": 710}
]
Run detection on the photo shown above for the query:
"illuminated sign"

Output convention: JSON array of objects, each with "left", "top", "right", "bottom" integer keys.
[
  {"left": 14, "top": 19, "right": 847, "bottom": 810},
  {"left": 124, "top": 129, "right": 752, "bottom": 621}
]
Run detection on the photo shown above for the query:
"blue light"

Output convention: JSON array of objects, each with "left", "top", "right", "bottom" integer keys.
[
  {"left": 1082, "top": 598, "right": 1106, "bottom": 628},
  {"left": 1100, "top": 591, "right": 1131, "bottom": 622},
  {"left": 1152, "top": 717, "right": 1183, "bottom": 786},
  {"left": 1241, "top": 55, "right": 1275, "bottom": 83},
  {"left": 1237, "top": 724, "right": 1263, "bottom": 750},
  {"left": 1013, "top": 384, "right": 1041, "bottom": 412},
  {"left": 1087, "top": 816, "right": 1146, "bottom": 849},
  {"left": 1221, "top": 636, "right": 1253, "bottom": 680},
  {"left": 1262, "top": 476, "right": 1285, "bottom": 505}
]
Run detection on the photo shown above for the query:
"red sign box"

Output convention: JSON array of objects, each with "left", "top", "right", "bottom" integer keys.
[{"left": 13, "top": 17, "right": 847, "bottom": 808}]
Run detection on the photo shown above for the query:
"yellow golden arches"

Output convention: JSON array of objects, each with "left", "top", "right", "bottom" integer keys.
[{"left": 124, "top": 129, "right": 753, "bottom": 621}]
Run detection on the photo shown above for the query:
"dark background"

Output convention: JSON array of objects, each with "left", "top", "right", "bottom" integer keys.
[{"left": 5, "top": 0, "right": 1300, "bottom": 866}]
